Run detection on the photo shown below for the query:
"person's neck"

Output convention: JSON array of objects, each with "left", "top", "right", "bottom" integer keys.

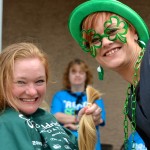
[
  {"left": 117, "top": 64, "right": 139, "bottom": 85},
  {"left": 71, "top": 84, "right": 85, "bottom": 93},
  {"left": 114, "top": 48, "right": 141, "bottom": 85}
]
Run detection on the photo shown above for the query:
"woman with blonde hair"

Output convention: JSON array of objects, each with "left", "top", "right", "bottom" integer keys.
[{"left": 0, "top": 42, "right": 102, "bottom": 150}]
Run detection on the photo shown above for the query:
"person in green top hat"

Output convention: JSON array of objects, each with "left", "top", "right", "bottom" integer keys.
[
  {"left": 68, "top": 0, "right": 150, "bottom": 149},
  {"left": 0, "top": 42, "right": 102, "bottom": 150}
]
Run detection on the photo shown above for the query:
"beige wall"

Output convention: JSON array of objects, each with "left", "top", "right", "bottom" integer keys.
[{"left": 3, "top": 0, "right": 150, "bottom": 149}]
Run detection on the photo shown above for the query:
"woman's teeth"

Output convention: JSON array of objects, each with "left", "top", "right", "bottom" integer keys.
[
  {"left": 21, "top": 98, "right": 36, "bottom": 102},
  {"left": 106, "top": 48, "right": 120, "bottom": 56}
]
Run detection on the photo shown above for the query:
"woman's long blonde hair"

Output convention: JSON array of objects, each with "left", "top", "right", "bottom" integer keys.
[
  {"left": 78, "top": 85, "right": 102, "bottom": 150},
  {"left": 0, "top": 42, "right": 49, "bottom": 112}
]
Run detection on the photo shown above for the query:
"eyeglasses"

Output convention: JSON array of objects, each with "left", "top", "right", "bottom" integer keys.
[{"left": 80, "top": 16, "right": 129, "bottom": 57}]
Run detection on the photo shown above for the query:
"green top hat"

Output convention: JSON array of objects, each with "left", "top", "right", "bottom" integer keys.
[{"left": 68, "top": 0, "right": 150, "bottom": 47}]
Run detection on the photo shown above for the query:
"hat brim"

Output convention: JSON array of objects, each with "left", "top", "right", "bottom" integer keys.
[{"left": 68, "top": 0, "right": 149, "bottom": 46}]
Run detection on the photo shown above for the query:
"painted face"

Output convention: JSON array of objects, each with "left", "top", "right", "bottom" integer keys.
[
  {"left": 12, "top": 58, "right": 46, "bottom": 115},
  {"left": 82, "top": 15, "right": 138, "bottom": 70},
  {"left": 81, "top": 16, "right": 128, "bottom": 57},
  {"left": 69, "top": 64, "right": 86, "bottom": 87}
]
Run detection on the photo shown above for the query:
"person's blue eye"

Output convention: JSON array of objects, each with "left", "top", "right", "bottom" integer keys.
[
  {"left": 15, "top": 81, "right": 26, "bottom": 86},
  {"left": 36, "top": 80, "right": 45, "bottom": 85},
  {"left": 17, "top": 81, "right": 25, "bottom": 84}
]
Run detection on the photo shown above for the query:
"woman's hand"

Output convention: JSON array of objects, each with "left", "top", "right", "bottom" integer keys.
[
  {"left": 64, "top": 123, "right": 78, "bottom": 130},
  {"left": 78, "top": 103, "right": 103, "bottom": 126}
]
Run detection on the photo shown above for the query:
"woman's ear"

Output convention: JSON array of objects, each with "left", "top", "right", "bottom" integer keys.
[
  {"left": 134, "top": 32, "right": 146, "bottom": 48},
  {"left": 134, "top": 33, "right": 138, "bottom": 41}
]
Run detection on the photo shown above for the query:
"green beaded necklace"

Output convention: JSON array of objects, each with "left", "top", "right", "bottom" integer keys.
[{"left": 123, "top": 47, "right": 145, "bottom": 149}]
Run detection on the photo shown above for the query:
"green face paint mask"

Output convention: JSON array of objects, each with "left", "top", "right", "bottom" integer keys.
[{"left": 81, "top": 15, "right": 129, "bottom": 57}]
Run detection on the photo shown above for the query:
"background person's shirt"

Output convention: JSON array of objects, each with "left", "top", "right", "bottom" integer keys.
[{"left": 51, "top": 90, "right": 106, "bottom": 150}]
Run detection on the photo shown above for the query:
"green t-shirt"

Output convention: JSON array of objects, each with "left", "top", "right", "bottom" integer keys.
[{"left": 0, "top": 108, "right": 78, "bottom": 150}]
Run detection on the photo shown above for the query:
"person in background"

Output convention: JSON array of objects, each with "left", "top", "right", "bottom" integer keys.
[
  {"left": 51, "top": 58, "right": 106, "bottom": 150},
  {"left": 127, "top": 132, "right": 147, "bottom": 150},
  {"left": 120, "top": 131, "right": 147, "bottom": 150},
  {"left": 0, "top": 42, "right": 102, "bottom": 150},
  {"left": 68, "top": 0, "right": 150, "bottom": 149}
]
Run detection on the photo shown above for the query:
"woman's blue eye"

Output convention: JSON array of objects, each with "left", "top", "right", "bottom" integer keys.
[
  {"left": 17, "top": 81, "right": 25, "bottom": 84},
  {"left": 36, "top": 80, "right": 45, "bottom": 85}
]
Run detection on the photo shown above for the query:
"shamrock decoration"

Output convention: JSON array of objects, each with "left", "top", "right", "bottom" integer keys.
[
  {"left": 80, "top": 15, "right": 129, "bottom": 57},
  {"left": 104, "top": 15, "right": 128, "bottom": 43},
  {"left": 80, "top": 29, "right": 100, "bottom": 57}
]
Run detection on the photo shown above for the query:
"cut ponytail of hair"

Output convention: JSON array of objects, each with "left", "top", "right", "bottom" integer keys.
[{"left": 78, "top": 85, "right": 102, "bottom": 150}]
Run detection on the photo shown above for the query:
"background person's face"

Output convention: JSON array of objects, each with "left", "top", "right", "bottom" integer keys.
[
  {"left": 69, "top": 64, "right": 86, "bottom": 87},
  {"left": 12, "top": 58, "right": 46, "bottom": 115}
]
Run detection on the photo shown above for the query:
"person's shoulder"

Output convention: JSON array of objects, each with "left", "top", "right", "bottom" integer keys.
[
  {"left": 99, "top": 97, "right": 104, "bottom": 101},
  {"left": 54, "top": 90, "right": 69, "bottom": 96},
  {"left": 148, "top": 40, "right": 150, "bottom": 45},
  {"left": 0, "top": 108, "right": 28, "bottom": 128},
  {"left": 55, "top": 89, "right": 68, "bottom": 94},
  {"left": 95, "top": 97, "right": 104, "bottom": 102},
  {"left": 33, "top": 108, "right": 56, "bottom": 120},
  {"left": 145, "top": 40, "right": 150, "bottom": 52},
  {"left": 0, "top": 108, "right": 19, "bottom": 121}
]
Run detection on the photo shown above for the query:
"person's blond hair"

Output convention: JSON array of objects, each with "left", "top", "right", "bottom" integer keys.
[
  {"left": 0, "top": 42, "right": 49, "bottom": 112},
  {"left": 78, "top": 85, "right": 102, "bottom": 150}
]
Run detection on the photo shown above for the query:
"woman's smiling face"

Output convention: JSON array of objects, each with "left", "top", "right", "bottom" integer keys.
[
  {"left": 12, "top": 58, "right": 46, "bottom": 115},
  {"left": 82, "top": 13, "right": 138, "bottom": 70},
  {"left": 95, "top": 15, "right": 137, "bottom": 70}
]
